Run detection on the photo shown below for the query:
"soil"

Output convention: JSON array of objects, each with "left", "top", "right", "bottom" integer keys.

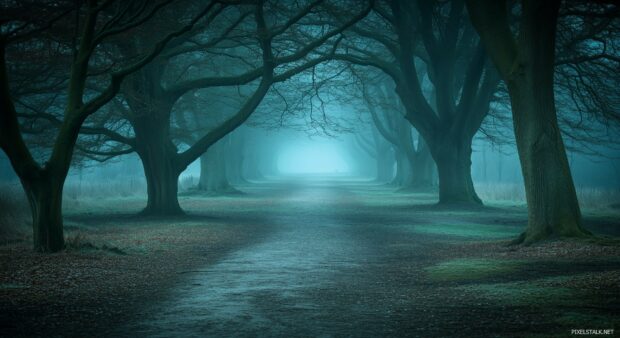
[{"left": 1, "top": 179, "right": 619, "bottom": 337}]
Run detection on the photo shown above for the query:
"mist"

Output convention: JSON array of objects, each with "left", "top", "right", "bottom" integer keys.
[{"left": 1, "top": 1, "right": 619, "bottom": 337}]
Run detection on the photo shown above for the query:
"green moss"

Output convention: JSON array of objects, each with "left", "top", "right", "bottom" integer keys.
[
  {"left": 425, "top": 258, "right": 524, "bottom": 282},
  {"left": 412, "top": 223, "right": 521, "bottom": 239}
]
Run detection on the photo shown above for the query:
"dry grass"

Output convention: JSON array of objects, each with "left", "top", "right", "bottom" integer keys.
[
  {"left": 475, "top": 182, "right": 526, "bottom": 205},
  {"left": 64, "top": 177, "right": 147, "bottom": 200},
  {"left": 476, "top": 182, "right": 620, "bottom": 211},
  {"left": 179, "top": 174, "right": 197, "bottom": 192}
]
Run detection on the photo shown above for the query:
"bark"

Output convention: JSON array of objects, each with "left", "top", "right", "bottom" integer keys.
[
  {"left": 410, "top": 137, "right": 436, "bottom": 189},
  {"left": 22, "top": 174, "right": 65, "bottom": 252},
  {"left": 401, "top": 128, "right": 435, "bottom": 191},
  {"left": 371, "top": 128, "right": 395, "bottom": 182},
  {"left": 509, "top": 1, "right": 587, "bottom": 243},
  {"left": 134, "top": 114, "right": 183, "bottom": 216},
  {"left": 226, "top": 131, "right": 248, "bottom": 185},
  {"left": 429, "top": 135, "right": 481, "bottom": 204},
  {"left": 467, "top": 0, "right": 589, "bottom": 243},
  {"left": 198, "top": 140, "right": 237, "bottom": 193},
  {"left": 376, "top": 150, "right": 395, "bottom": 182},
  {"left": 393, "top": 149, "right": 414, "bottom": 188},
  {"left": 227, "top": 153, "right": 247, "bottom": 185}
]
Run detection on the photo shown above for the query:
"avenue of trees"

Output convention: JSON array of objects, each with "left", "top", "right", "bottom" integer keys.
[{"left": 1, "top": 0, "right": 619, "bottom": 252}]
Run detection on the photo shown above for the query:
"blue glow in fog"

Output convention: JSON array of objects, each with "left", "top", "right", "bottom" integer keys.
[{"left": 277, "top": 141, "right": 350, "bottom": 174}]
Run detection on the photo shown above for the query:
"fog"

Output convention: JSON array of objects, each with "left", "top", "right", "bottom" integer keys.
[{"left": 1, "top": 0, "right": 619, "bottom": 336}]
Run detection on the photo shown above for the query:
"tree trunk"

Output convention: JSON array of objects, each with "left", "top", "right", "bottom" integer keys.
[
  {"left": 411, "top": 137, "right": 436, "bottom": 190},
  {"left": 134, "top": 118, "right": 183, "bottom": 216},
  {"left": 198, "top": 141, "right": 236, "bottom": 193},
  {"left": 430, "top": 136, "right": 481, "bottom": 205},
  {"left": 22, "top": 175, "right": 65, "bottom": 252},
  {"left": 226, "top": 132, "right": 247, "bottom": 185},
  {"left": 394, "top": 150, "right": 416, "bottom": 189},
  {"left": 390, "top": 147, "right": 404, "bottom": 186},
  {"left": 507, "top": 0, "right": 588, "bottom": 243},
  {"left": 139, "top": 151, "right": 182, "bottom": 215},
  {"left": 376, "top": 149, "right": 394, "bottom": 182},
  {"left": 227, "top": 153, "right": 247, "bottom": 185}
]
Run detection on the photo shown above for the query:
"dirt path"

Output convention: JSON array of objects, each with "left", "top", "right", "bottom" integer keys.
[
  {"left": 115, "top": 179, "right": 620, "bottom": 337},
  {"left": 122, "top": 182, "right": 388, "bottom": 336}
]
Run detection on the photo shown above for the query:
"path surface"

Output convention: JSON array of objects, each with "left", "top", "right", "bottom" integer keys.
[
  {"left": 120, "top": 180, "right": 441, "bottom": 337},
  {"left": 116, "top": 179, "right": 619, "bottom": 337}
]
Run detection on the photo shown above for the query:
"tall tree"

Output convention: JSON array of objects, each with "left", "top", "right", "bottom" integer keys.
[
  {"left": 78, "top": 0, "right": 373, "bottom": 215},
  {"left": 335, "top": 0, "right": 500, "bottom": 205},
  {"left": 466, "top": 0, "right": 591, "bottom": 243},
  {"left": 0, "top": 0, "right": 214, "bottom": 252}
]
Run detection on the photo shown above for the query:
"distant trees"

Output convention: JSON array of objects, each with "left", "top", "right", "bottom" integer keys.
[
  {"left": 119, "top": 1, "right": 371, "bottom": 215},
  {"left": 3, "top": 0, "right": 618, "bottom": 252},
  {"left": 44, "top": 0, "right": 373, "bottom": 216},
  {"left": 336, "top": 0, "right": 500, "bottom": 205},
  {"left": 359, "top": 78, "right": 435, "bottom": 189}
]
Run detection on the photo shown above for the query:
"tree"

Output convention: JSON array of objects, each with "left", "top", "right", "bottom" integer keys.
[
  {"left": 77, "top": 0, "right": 373, "bottom": 215},
  {"left": 176, "top": 92, "right": 247, "bottom": 194},
  {"left": 465, "top": 0, "right": 592, "bottom": 243},
  {"left": 362, "top": 79, "right": 435, "bottom": 190},
  {"left": 0, "top": 0, "right": 214, "bottom": 252},
  {"left": 334, "top": 0, "right": 500, "bottom": 205}
]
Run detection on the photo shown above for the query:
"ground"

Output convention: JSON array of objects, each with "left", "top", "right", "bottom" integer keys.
[{"left": 1, "top": 178, "right": 619, "bottom": 337}]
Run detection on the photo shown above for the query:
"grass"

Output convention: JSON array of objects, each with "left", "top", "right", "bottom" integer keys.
[
  {"left": 424, "top": 258, "right": 525, "bottom": 282},
  {"left": 64, "top": 232, "right": 126, "bottom": 255},
  {"left": 0, "top": 178, "right": 618, "bottom": 337},
  {"left": 476, "top": 182, "right": 620, "bottom": 211},
  {"left": 411, "top": 223, "right": 521, "bottom": 239},
  {"left": 457, "top": 281, "right": 577, "bottom": 306}
]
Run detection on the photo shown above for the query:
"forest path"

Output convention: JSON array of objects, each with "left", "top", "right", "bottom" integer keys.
[
  {"left": 117, "top": 178, "right": 620, "bottom": 337},
  {"left": 121, "top": 178, "right": 450, "bottom": 337}
]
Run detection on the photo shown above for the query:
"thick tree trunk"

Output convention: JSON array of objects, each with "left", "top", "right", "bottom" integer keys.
[
  {"left": 198, "top": 141, "right": 237, "bottom": 193},
  {"left": 506, "top": 0, "right": 588, "bottom": 243},
  {"left": 134, "top": 118, "right": 183, "bottom": 216},
  {"left": 22, "top": 176, "right": 65, "bottom": 252},
  {"left": 390, "top": 148, "right": 404, "bottom": 186},
  {"left": 430, "top": 136, "right": 481, "bottom": 205},
  {"left": 376, "top": 150, "right": 394, "bottom": 182},
  {"left": 393, "top": 150, "right": 415, "bottom": 188},
  {"left": 226, "top": 133, "right": 247, "bottom": 185},
  {"left": 139, "top": 150, "right": 182, "bottom": 215},
  {"left": 227, "top": 154, "right": 247, "bottom": 185},
  {"left": 410, "top": 137, "right": 436, "bottom": 190}
]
